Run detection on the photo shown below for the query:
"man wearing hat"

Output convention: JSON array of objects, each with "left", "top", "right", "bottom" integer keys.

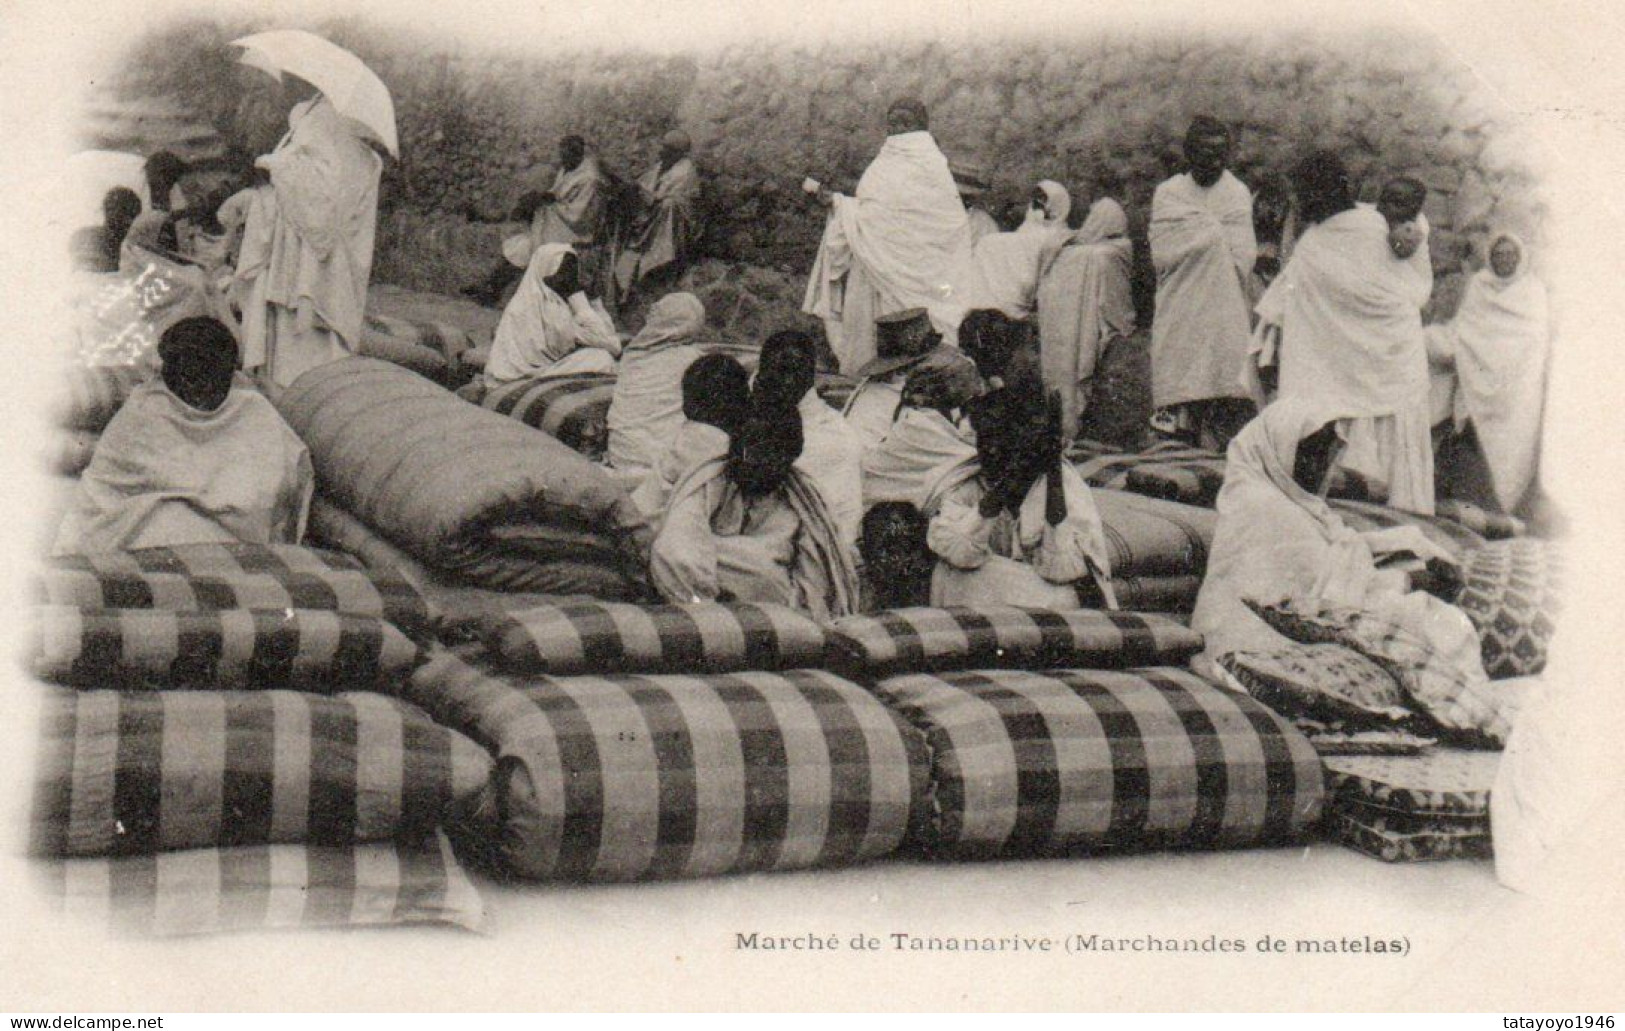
[
  {"left": 614, "top": 128, "right": 703, "bottom": 303},
  {"left": 841, "top": 307, "right": 959, "bottom": 452}
]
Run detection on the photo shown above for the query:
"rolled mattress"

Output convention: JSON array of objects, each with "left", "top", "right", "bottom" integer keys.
[{"left": 275, "top": 358, "right": 650, "bottom": 595}]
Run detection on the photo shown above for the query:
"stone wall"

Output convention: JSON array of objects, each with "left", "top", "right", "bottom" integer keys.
[{"left": 97, "top": 17, "right": 1543, "bottom": 323}]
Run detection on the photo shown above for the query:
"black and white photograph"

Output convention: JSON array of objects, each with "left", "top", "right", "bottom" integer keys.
[{"left": 0, "top": 0, "right": 1620, "bottom": 1013}]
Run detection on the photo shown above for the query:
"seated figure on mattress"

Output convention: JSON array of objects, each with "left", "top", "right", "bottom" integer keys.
[
  {"left": 922, "top": 325, "right": 1117, "bottom": 609},
  {"left": 649, "top": 363, "right": 860, "bottom": 621},
  {"left": 605, "top": 292, "right": 708, "bottom": 484},
  {"left": 1190, "top": 399, "right": 1475, "bottom": 680},
  {"left": 630, "top": 352, "right": 751, "bottom": 519},
  {"left": 54, "top": 317, "right": 314, "bottom": 556},
  {"left": 484, "top": 244, "right": 621, "bottom": 390}
]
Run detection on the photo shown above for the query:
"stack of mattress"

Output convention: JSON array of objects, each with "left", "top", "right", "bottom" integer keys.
[
  {"left": 1089, "top": 489, "right": 1217, "bottom": 613},
  {"left": 1321, "top": 751, "right": 1499, "bottom": 862},
  {"left": 25, "top": 541, "right": 494, "bottom": 936},
  {"left": 275, "top": 357, "right": 651, "bottom": 599}
]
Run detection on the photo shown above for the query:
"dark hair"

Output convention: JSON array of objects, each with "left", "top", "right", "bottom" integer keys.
[
  {"left": 681, "top": 353, "right": 751, "bottom": 437},
  {"left": 1292, "top": 150, "right": 1354, "bottom": 226},
  {"left": 1378, "top": 177, "right": 1428, "bottom": 222},
  {"left": 859, "top": 501, "right": 934, "bottom": 609},
  {"left": 158, "top": 317, "right": 239, "bottom": 410},
  {"left": 560, "top": 134, "right": 586, "bottom": 152},
  {"left": 756, "top": 330, "right": 817, "bottom": 408},
  {"left": 144, "top": 151, "right": 188, "bottom": 190},
  {"left": 887, "top": 97, "right": 929, "bottom": 132},
  {"left": 726, "top": 400, "right": 803, "bottom": 498},
  {"left": 103, "top": 187, "right": 142, "bottom": 230},
  {"left": 1185, "top": 115, "right": 1230, "bottom": 144},
  {"left": 958, "top": 309, "right": 1027, "bottom": 381}
]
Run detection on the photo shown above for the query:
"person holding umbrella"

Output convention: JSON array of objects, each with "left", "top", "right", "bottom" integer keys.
[{"left": 230, "top": 30, "right": 395, "bottom": 391}]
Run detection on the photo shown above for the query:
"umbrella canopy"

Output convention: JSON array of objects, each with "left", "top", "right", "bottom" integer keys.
[{"left": 231, "top": 30, "right": 398, "bottom": 157}]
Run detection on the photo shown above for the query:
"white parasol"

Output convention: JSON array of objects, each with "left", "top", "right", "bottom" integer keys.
[{"left": 230, "top": 29, "right": 398, "bottom": 157}]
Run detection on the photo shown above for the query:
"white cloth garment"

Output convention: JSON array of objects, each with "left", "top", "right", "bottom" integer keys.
[
  {"left": 1038, "top": 198, "right": 1136, "bottom": 435},
  {"left": 237, "top": 96, "right": 382, "bottom": 389},
  {"left": 1149, "top": 170, "right": 1256, "bottom": 408},
  {"left": 1189, "top": 399, "right": 1462, "bottom": 674},
  {"left": 1253, "top": 205, "right": 1436, "bottom": 513},
  {"left": 606, "top": 292, "right": 707, "bottom": 481},
  {"left": 795, "top": 388, "right": 865, "bottom": 550},
  {"left": 1426, "top": 234, "right": 1550, "bottom": 511},
  {"left": 484, "top": 243, "right": 619, "bottom": 388},
  {"left": 802, "top": 130, "right": 975, "bottom": 375}
]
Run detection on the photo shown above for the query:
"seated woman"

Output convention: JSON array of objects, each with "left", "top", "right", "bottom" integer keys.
[
  {"left": 649, "top": 390, "right": 859, "bottom": 620},
  {"left": 55, "top": 317, "right": 314, "bottom": 556},
  {"left": 1426, "top": 232, "right": 1550, "bottom": 516},
  {"left": 484, "top": 244, "right": 620, "bottom": 389},
  {"left": 606, "top": 291, "right": 707, "bottom": 483},
  {"left": 630, "top": 352, "right": 750, "bottom": 519},
  {"left": 756, "top": 329, "right": 865, "bottom": 552},
  {"left": 1035, "top": 196, "right": 1136, "bottom": 440},
  {"left": 1190, "top": 399, "right": 1475, "bottom": 677},
  {"left": 69, "top": 187, "right": 143, "bottom": 274}
]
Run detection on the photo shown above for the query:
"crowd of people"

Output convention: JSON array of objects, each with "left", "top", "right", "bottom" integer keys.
[{"left": 62, "top": 85, "right": 1553, "bottom": 667}]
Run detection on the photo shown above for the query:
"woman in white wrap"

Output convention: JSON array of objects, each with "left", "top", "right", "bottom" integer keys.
[
  {"left": 1037, "top": 196, "right": 1137, "bottom": 438},
  {"left": 803, "top": 98, "right": 974, "bottom": 375},
  {"left": 1252, "top": 151, "right": 1436, "bottom": 514},
  {"left": 1149, "top": 118, "right": 1258, "bottom": 449},
  {"left": 234, "top": 82, "right": 382, "bottom": 391},
  {"left": 606, "top": 292, "right": 707, "bottom": 482},
  {"left": 955, "top": 180, "right": 1072, "bottom": 320},
  {"left": 483, "top": 244, "right": 620, "bottom": 388},
  {"left": 1191, "top": 400, "right": 1478, "bottom": 686},
  {"left": 1427, "top": 233, "right": 1550, "bottom": 515}
]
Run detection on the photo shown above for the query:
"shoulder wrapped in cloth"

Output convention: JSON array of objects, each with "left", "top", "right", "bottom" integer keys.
[
  {"left": 802, "top": 130, "right": 976, "bottom": 375},
  {"left": 1190, "top": 399, "right": 1465, "bottom": 673},
  {"left": 484, "top": 244, "right": 619, "bottom": 387},
  {"left": 1150, "top": 171, "right": 1257, "bottom": 409},
  {"left": 1038, "top": 198, "right": 1136, "bottom": 435}
]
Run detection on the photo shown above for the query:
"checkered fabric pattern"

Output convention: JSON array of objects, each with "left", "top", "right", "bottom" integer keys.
[
  {"left": 406, "top": 651, "right": 927, "bottom": 882},
  {"left": 56, "top": 364, "right": 150, "bottom": 432},
  {"left": 1454, "top": 539, "right": 1563, "bottom": 679},
  {"left": 1218, "top": 644, "right": 1412, "bottom": 729},
  {"left": 1322, "top": 750, "right": 1499, "bottom": 819},
  {"left": 480, "top": 373, "right": 618, "bottom": 460},
  {"left": 35, "top": 830, "right": 486, "bottom": 937},
  {"left": 1434, "top": 500, "right": 1526, "bottom": 542},
  {"left": 1093, "top": 489, "right": 1217, "bottom": 578},
  {"left": 30, "top": 606, "right": 422, "bottom": 692},
  {"left": 484, "top": 601, "right": 828, "bottom": 676},
  {"left": 1246, "top": 601, "right": 1512, "bottom": 746},
  {"left": 36, "top": 543, "right": 435, "bottom": 645},
  {"left": 1328, "top": 500, "right": 1488, "bottom": 558},
  {"left": 826, "top": 607, "right": 1202, "bottom": 677},
  {"left": 1325, "top": 809, "right": 1492, "bottom": 862},
  {"left": 29, "top": 686, "right": 493, "bottom": 858},
  {"left": 872, "top": 667, "right": 1324, "bottom": 859}
]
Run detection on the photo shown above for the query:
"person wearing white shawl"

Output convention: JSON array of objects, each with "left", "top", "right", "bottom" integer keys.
[
  {"left": 955, "top": 180, "right": 1072, "bottom": 320},
  {"left": 484, "top": 244, "right": 620, "bottom": 388},
  {"left": 1190, "top": 399, "right": 1475, "bottom": 684},
  {"left": 1427, "top": 233, "right": 1550, "bottom": 515},
  {"left": 1037, "top": 196, "right": 1137, "bottom": 438},
  {"left": 606, "top": 291, "right": 708, "bottom": 482},
  {"left": 1252, "top": 152, "right": 1437, "bottom": 514},
  {"left": 234, "top": 84, "right": 382, "bottom": 391},
  {"left": 56, "top": 318, "right": 313, "bottom": 556},
  {"left": 1149, "top": 117, "right": 1258, "bottom": 449},
  {"left": 803, "top": 98, "right": 975, "bottom": 375},
  {"left": 615, "top": 130, "right": 704, "bottom": 301}
]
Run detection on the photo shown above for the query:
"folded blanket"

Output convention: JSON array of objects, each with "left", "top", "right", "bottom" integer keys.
[
  {"left": 482, "top": 601, "right": 829, "bottom": 676},
  {"left": 1329, "top": 500, "right": 1488, "bottom": 558},
  {"left": 1093, "top": 489, "right": 1216, "bottom": 579},
  {"left": 1070, "top": 439, "right": 1375, "bottom": 508},
  {"left": 37, "top": 542, "right": 434, "bottom": 645},
  {"left": 35, "top": 830, "right": 486, "bottom": 937},
  {"left": 873, "top": 667, "right": 1324, "bottom": 858},
  {"left": 480, "top": 372, "right": 617, "bottom": 460},
  {"left": 366, "top": 282, "right": 499, "bottom": 365},
  {"left": 1455, "top": 538, "right": 1562, "bottom": 679},
  {"left": 359, "top": 318, "right": 456, "bottom": 387},
  {"left": 828, "top": 606, "right": 1203, "bottom": 677},
  {"left": 274, "top": 358, "right": 649, "bottom": 595},
  {"left": 30, "top": 605, "right": 422, "bottom": 692},
  {"left": 30, "top": 686, "right": 493, "bottom": 857},
  {"left": 406, "top": 651, "right": 927, "bottom": 881}
]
